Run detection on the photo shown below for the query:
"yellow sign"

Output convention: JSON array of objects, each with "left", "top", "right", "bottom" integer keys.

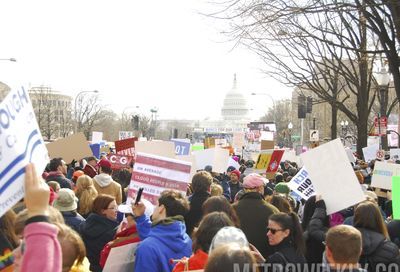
[{"left": 255, "top": 151, "right": 273, "bottom": 169}]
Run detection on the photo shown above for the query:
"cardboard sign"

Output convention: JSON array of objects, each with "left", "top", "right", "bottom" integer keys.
[
  {"left": 91, "top": 131, "right": 103, "bottom": 144},
  {"left": 261, "top": 140, "right": 274, "bottom": 151},
  {"left": 192, "top": 148, "right": 230, "bottom": 173},
  {"left": 119, "top": 131, "right": 135, "bottom": 140},
  {"left": 171, "top": 139, "right": 191, "bottom": 156},
  {"left": 46, "top": 132, "right": 92, "bottom": 162},
  {"left": 103, "top": 242, "right": 139, "bottom": 272},
  {"left": 371, "top": 161, "right": 400, "bottom": 190},
  {"left": 107, "top": 154, "right": 134, "bottom": 170},
  {"left": 0, "top": 87, "right": 49, "bottom": 217},
  {"left": 128, "top": 152, "right": 192, "bottom": 205},
  {"left": 287, "top": 167, "right": 315, "bottom": 200},
  {"left": 134, "top": 141, "right": 175, "bottom": 158},
  {"left": 115, "top": 137, "right": 137, "bottom": 156},
  {"left": 204, "top": 137, "right": 215, "bottom": 149},
  {"left": 362, "top": 143, "right": 379, "bottom": 162},
  {"left": 392, "top": 176, "right": 400, "bottom": 220},
  {"left": 300, "top": 139, "right": 365, "bottom": 215}
]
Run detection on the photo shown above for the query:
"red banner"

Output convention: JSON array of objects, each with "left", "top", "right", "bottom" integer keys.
[
  {"left": 267, "top": 150, "right": 285, "bottom": 173},
  {"left": 107, "top": 154, "right": 134, "bottom": 170},
  {"left": 115, "top": 137, "right": 137, "bottom": 156}
]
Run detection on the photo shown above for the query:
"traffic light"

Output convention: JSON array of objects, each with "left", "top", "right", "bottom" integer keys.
[
  {"left": 173, "top": 128, "right": 178, "bottom": 139},
  {"left": 132, "top": 115, "right": 139, "bottom": 130},
  {"left": 297, "top": 95, "right": 306, "bottom": 119},
  {"left": 306, "top": 96, "right": 313, "bottom": 113}
]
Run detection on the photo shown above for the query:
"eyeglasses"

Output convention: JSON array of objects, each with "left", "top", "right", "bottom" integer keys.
[{"left": 266, "top": 227, "right": 285, "bottom": 234}]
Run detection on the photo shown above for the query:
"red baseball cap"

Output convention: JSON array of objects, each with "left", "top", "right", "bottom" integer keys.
[{"left": 97, "top": 158, "right": 112, "bottom": 168}]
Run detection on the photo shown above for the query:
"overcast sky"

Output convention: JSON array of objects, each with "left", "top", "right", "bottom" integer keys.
[{"left": 0, "top": 0, "right": 292, "bottom": 120}]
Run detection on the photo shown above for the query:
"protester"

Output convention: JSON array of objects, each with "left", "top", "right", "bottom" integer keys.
[
  {"left": 47, "top": 180, "right": 61, "bottom": 193},
  {"left": 233, "top": 173, "right": 278, "bottom": 258},
  {"left": 202, "top": 196, "right": 240, "bottom": 227},
  {"left": 173, "top": 212, "right": 234, "bottom": 272},
  {"left": 46, "top": 158, "right": 74, "bottom": 189},
  {"left": 72, "top": 170, "right": 85, "bottom": 184},
  {"left": 267, "top": 194, "right": 292, "bottom": 214},
  {"left": 80, "top": 194, "right": 119, "bottom": 272},
  {"left": 93, "top": 159, "right": 122, "bottom": 205},
  {"left": 132, "top": 190, "right": 192, "bottom": 272},
  {"left": 210, "top": 183, "right": 223, "bottom": 196},
  {"left": 325, "top": 225, "right": 366, "bottom": 272},
  {"left": 75, "top": 175, "right": 98, "bottom": 218},
  {"left": 53, "top": 188, "right": 85, "bottom": 233},
  {"left": 0, "top": 210, "right": 19, "bottom": 271},
  {"left": 185, "top": 171, "right": 212, "bottom": 236},
  {"left": 228, "top": 169, "right": 242, "bottom": 202},
  {"left": 83, "top": 156, "right": 98, "bottom": 178}
]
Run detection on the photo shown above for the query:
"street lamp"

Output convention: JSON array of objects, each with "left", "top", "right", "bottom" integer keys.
[
  {"left": 288, "top": 122, "right": 293, "bottom": 148},
  {"left": 340, "top": 120, "right": 349, "bottom": 137},
  {"left": 0, "top": 58, "right": 16, "bottom": 62},
  {"left": 74, "top": 90, "right": 99, "bottom": 133},
  {"left": 374, "top": 67, "right": 391, "bottom": 150},
  {"left": 250, "top": 92, "right": 277, "bottom": 123},
  {"left": 150, "top": 107, "right": 158, "bottom": 139}
]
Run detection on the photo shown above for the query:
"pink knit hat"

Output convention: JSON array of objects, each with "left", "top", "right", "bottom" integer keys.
[{"left": 243, "top": 173, "right": 267, "bottom": 189}]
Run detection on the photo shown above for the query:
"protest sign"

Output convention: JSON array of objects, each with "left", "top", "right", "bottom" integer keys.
[
  {"left": 90, "top": 143, "right": 100, "bottom": 159},
  {"left": 392, "top": 176, "right": 400, "bottom": 220},
  {"left": 107, "top": 154, "right": 134, "bottom": 170},
  {"left": 0, "top": 87, "right": 49, "bottom": 217},
  {"left": 204, "top": 137, "right": 215, "bottom": 149},
  {"left": 390, "top": 148, "right": 400, "bottom": 161},
  {"left": 345, "top": 148, "right": 356, "bottom": 163},
  {"left": 215, "top": 138, "right": 227, "bottom": 148},
  {"left": 128, "top": 152, "right": 192, "bottom": 205},
  {"left": 300, "top": 138, "right": 365, "bottom": 215},
  {"left": 46, "top": 133, "right": 92, "bottom": 162},
  {"left": 266, "top": 150, "right": 284, "bottom": 173},
  {"left": 119, "top": 131, "right": 135, "bottom": 140},
  {"left": 281, "top": 150, "right": 303, "bottom": 167},
  {"left": 371, "top": 161, "right": 400, "bottom": 190},
  {"left": 192, "top": 143, "right": 204, "bottom": 151},
  {"left": 232, "top": 132, "right": 245, "bottom": 150},
  {"left": 255, "top": 150, "right": 273, "bottom": 170},
  {"left": 227, "top": 157, "right": 240, "bottom": 170},
  {"left": 176, "top": 154, "right": 196, "bottom": 181},
  {"left": 287, "top": 167, "right": 315, "bottom": 200},
  {"left": 115, "top": 137, "right": 137, "bottom": 156},
  {"left": 91, "top": 131, "right": 103, "bottom": 144},
  {"left": 171, "top": 139, "right": 191, "bottom": 156},
  {"left": 362, "top": 143, "right": 379, "bottom": 162},
  {"left": 135, "top": 141, "right": 175, "bottom": 158},
  {"left": 261, "top": 140, "right": 274, "bottom": 151},
  {"left": 103, "top": 242, "right": 139, "bottom": 272},
  {"left": 192, "top": 148, "right": 230, "bottom": 173}
]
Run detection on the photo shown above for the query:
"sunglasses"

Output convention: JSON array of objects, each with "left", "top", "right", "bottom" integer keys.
[{"left": 266, "top": 227, "right": 285, "bottom": 234}]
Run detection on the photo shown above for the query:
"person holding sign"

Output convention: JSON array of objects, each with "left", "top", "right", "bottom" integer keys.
[{"left": 132, "top": 190, "right": 192, "bottom": 272}]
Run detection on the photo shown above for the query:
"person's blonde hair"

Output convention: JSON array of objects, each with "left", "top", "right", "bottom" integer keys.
[
  {"left": 75, "top": 175, "right": 98, "bottom": 215},
  {"left": 211, "top": 183, "right": 223, "bottom": 196},
  {"left": 56, "top": 223, "right": 86, "bottom": 272}
]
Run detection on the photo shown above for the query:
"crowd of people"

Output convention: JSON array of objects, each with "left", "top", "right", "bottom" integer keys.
[{"left": 1, "top": 152, "right": 400, "bottom": 272}]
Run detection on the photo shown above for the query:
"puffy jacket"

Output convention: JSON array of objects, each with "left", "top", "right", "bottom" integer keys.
[
  {"left": 135, "top": 215, "right": 192, "bottom": 272},
  {"left": 80, "top": 213, "right": 118, "bottom": 272},
  {"left": 358, "top": 227, "right": 400, "bottom": 272}
]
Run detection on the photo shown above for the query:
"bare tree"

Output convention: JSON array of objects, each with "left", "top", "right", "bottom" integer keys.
[{"left": 75, "top": 93, "right": 105, "bottom": 139}]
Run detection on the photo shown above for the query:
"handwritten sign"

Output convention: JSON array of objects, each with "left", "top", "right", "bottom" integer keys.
[{"left": 287, "top": 167, "right": 315, "bottom": 200}]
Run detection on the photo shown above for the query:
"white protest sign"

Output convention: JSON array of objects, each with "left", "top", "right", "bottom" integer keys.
[
  {"left": 0, "top": 87, "right": 49, "bottom": 217},
  {"left": 227, "top": 157, "right": 240, "bottom": 170},
  {"left": 362, "top": 143, "right": 379, "bottom": 162},
  {"left": 103, "top": 242, "right": 139, "bottom": 272},
  {"left": 287, "top": 167, "right": 315, "bottom": 200},
  {"left": 345, "top": 148, "right": 356, "bottom": 163},
  {"left": 134, "top": 141, "right": 175, "bottom": 158},
  {"left": 371, "top": 161, "right": 400, "bottom": 190},
  {"left": 91, "top": 131, "right": 103, "bottom": 144},
  {"left": 128, "top": 152, "right": 192, "bottom": 205},
  {"left": 281, "top": 150, "right": 303, "bottom": 167},
  {"left": 119, "top": 131, "right": 135, "bottom": 140},
  {"left": 300, "top": 138, "right": 365, "bottom": 215},
  {"left": 390, "top": 149, "right": 400, "bottom": 161},
  {"left": 193, "top": 148, "right": 230, "bottom": 173},
  {"left": 232, "top": 132, "right": 245, "bottom": 149},
  {"left": 215, "top": 138, "right": 227, "bottom": 148}
]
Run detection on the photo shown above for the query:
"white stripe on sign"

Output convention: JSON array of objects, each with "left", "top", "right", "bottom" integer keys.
[
  {"left": 129, "top": 181, "right": 187, "bottom": 197},
  {"left": 133, "top": 163, "right": 191, "bottom": 183}
]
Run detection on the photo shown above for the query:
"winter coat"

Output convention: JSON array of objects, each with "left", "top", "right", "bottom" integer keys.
[
  {"left": 80, "top": 213, "right": 119, "bottom": 272},
  {"left": 388, "top": 220, "right": 400, "bottom": 247},
  {"left": 135, "top": 215, "right": 192, "bottom": 272},
  {"left": 357, "top": 227, "right": 400, "bottom": 272},
  {"left": 229, "top": 181, "right": 243, "bottom": 202},
  {"left": 46, "top": 171, "right": 73, "bottom": 189},
  {"left": 61, "top": 211, "right": 85, "bottom": 233},
  {"left": 264, "top": 238, "right": 306, "bottom": 272},
  {"left": 184, "top": 191, "right": 210, "bottom": 236},
  {"left": 233, "top": 191, "right": 279, "bottom": 258},
  {"left": 93, "top": 173, "right": 122, "bottom": 204}
]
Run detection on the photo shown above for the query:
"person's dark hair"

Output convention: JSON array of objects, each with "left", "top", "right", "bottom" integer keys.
[
  {"left": 92, "top": 194, "right": 115, "bottom": 215},
  {"left": 354, "top": 201, "right": 389, "bottom": 239},
  {"left": 86, "top": 156, "right": 97, "bottom": 163},
  {"left": 275, "top": 174, "right": 284, "bottom": 183},
  {"left": 191, "top": 171, "right": 213, "bottom": 193},
  {"left": 202, "top": 196, "right": 240, "bottom": 227},
  {"left": 115, "top": 169, "right": 131, "bottom": 189},
  {"left": 205, "top": 244, "right": 258, "bottom": 272},
  {"left": 269, "top": 212, "right": 305, "bottom": 255},
  {"left": 193, "top": 212, "right": 234, "bottom": 253},
  {"left": 301, "top": 195, "right": 329, "bottom": 230},
  {"left": 0, "top": 210, "right": 19, "bottom": 248},
  {"left": 100, "top": 165, "right": 112, "bottom": 174},
  {"left": 49, "top": 158, "right": 63, "bottom": 171},
  {"left": 158, "top": 190, "right": 190, "bottom": 217}
]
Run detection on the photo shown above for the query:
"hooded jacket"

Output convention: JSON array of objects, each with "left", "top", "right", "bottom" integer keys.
[
  {"left": 93, "top": 173, "right": 122, "bottom": 204},
  {"left": 80, "top": 213, "right": 119, "bottom": 272},
  {"left": 135, "top": 215, "right": 192, "bottom": 272}
]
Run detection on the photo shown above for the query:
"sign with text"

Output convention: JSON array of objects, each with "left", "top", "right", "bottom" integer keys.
[
  {"left": 119, "top": 131, "right": 135, "bottom": 140},
  {"left": 0, "top": 87, "right": 49, "bottom": 217},
  {"left": 171, "top": 139, "right": 191, "bottom": 156},
  {"left": 107, "top": 154, "right": 134, "bottom": 170},
  {"left": 371, "top": 161, "right": 400, "bottom": 190},
  {"left": 103, "top": 242, "right": 139, "bottom": 272},
  {"left": 373, "top": 116, "right": 387, "bottom": 136},
  {"left": 128, "top": 152, "right": 191, "bottom": 205},
  {"left": 192, "top": 148, "right": 230, "bottom": 173},
  {"left": 309, "top": 130, "right": 319, "bottom": 141},
  {"left": 115, "top": 137, "right": 137, "bottom": 157},
  {"left": 261, "top": 140, "right": 274, "bottom": 151},
  {"left": 287, "top": 167, "right": 315, "bottom": 200},
  {"left": 300, "top": 139, "right": 365, "bottom": 215},
  {"left": 266, "top": 150, "right": 285, "bottom": 173},
  {"left": 46, "top": 133, "right": 92, "bottom": 162}
]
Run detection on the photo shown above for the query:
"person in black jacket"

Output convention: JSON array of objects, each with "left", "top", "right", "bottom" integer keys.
[
  {"left": 184, "top": 171, "right": 212, "bottom": 236},
  {"left": 46, "top": 157, "right": 74, "bottom": 189},
  {"left": 80, "top": 194, "right": 119, "bottom": 272}
]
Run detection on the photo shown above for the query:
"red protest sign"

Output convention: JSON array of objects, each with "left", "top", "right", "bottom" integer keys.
[
  {"left": 267, "top": 149, "right": 285, "bottom": 173},
  {"left": 107, "top": 154, "right": 134, "bottom": 170},
  {"left": 115, "top": 137, "right": 137, "bottom": 156}
]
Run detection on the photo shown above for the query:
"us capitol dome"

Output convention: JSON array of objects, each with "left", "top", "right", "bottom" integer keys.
[{"left": 221, "top": 74, "right": 250, "bottom": 121}]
